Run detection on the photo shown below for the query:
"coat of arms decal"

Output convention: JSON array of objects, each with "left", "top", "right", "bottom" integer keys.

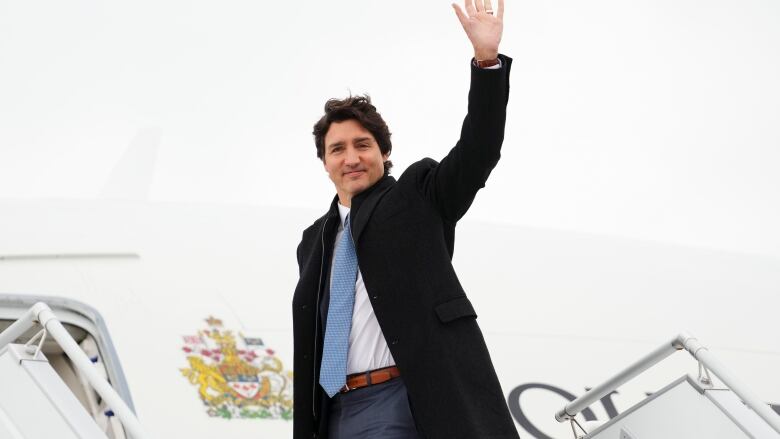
[{"left": 180, "top": 316, "right": 293, "bottom": 420}]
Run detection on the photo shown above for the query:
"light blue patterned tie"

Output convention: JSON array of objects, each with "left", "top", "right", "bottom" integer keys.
[{"left": 319, "top": 214, "right": 358, "bottom": 397}]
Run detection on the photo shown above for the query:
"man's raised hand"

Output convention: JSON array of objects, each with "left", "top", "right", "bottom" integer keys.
[{"left": 452, "top": 0, "right": 504, "bottom": 61}]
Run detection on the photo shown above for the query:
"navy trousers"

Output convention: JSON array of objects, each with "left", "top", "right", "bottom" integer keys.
[{"left": 327, "top": 378, "right": 420, "bottom": 439}]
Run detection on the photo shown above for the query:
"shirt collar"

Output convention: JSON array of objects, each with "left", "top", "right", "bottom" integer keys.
[{"left": 337, "top": 203, "right": 350, "bottom": 227}]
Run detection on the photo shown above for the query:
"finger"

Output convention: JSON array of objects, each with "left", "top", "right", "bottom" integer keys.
[
  {"left": 484, "top": 0, "right": 493, "bottom": 15},
  {"left": 452, "top": 4, "right": 469, "bottom": 28},
  {"left": 474, "top": 0, "right": 484, "bottom": 13},
  {"left": 497, "top": 0, "right": 504, "bottom": 19},
  {"left": 465, "top": 0, "right": 477, "bottom": 17}
]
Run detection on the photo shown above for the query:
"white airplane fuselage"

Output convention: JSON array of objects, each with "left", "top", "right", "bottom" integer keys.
[{"left": 1, "top": 199, "right": 778, "bottom": 438}]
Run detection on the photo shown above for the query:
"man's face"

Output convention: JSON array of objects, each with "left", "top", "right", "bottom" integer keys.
[{"left": 323, "top": 119, "right": 388, "bottom": 207}]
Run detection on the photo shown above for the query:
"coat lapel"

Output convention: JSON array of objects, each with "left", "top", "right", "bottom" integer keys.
[
  {"left": 317, "top": 198, "right": 341, "bottom": 327},
  {"left": 350, "top": 176, "right": 395, "bottom": 243}
]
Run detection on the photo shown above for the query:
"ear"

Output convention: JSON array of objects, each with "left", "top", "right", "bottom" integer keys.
[{"left": 382, "top": 152, "right": 390, "bottom": 161}]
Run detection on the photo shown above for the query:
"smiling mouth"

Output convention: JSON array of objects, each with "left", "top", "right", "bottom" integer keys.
[{"left": 344, "top": 170, "right": 365, "bottom": 177}]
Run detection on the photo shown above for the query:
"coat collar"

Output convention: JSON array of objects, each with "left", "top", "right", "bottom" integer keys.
[{"left": 324, "top": 175, "right": 396, "bottom": 243}]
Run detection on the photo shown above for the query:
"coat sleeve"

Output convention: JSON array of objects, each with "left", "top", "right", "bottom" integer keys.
[
  {"left": 296, "top": 239, "right": 303, "bottom": 276},
  {"left": 416, "top": 54, "right": 512, "bottom": 222}
]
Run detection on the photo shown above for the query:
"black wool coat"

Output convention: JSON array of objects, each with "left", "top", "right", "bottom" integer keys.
[{"left": 292, "top": 55, "right": 518, "bottom": 439}]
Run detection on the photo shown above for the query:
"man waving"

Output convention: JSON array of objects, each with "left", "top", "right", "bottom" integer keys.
[{"left": 292, "top": 0, "right": 518, "bottom": 437}]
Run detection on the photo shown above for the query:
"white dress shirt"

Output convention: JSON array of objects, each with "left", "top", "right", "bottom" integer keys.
[{"left": 333, "top": 203, "right": 396, "bottom": 375}]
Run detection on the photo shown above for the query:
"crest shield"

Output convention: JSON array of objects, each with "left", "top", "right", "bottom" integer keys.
[{"left": 180, "top": 316, "right": 294, "bottom": 420}]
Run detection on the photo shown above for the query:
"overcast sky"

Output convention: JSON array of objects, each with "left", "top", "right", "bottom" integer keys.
[{"left": 1, "top": 0, "right": 779, "bottom": 258}]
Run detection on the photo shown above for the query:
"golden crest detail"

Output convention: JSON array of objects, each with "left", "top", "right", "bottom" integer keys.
[{"left": 180, "top": 316, "right": 293, "bottom": 420}]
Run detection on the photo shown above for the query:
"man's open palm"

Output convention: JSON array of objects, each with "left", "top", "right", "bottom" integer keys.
[{"left": 452, "top": 0, "right": 504, "bottom": 60}]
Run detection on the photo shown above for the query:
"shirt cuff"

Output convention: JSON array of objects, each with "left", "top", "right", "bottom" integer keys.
[{"left": 473, "top": 59, "right": 503, "bottom": 69}]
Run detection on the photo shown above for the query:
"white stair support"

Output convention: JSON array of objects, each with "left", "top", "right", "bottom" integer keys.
[
  {"left": 0, "top": 302, "right": 150, "bottom": 439},
  {"left": 555, "top": 335, "right": 681, "bottom": 423},
  {"left": 555, "top": 332, "right": 780, "bottom": 436},
  {"left": 0, "top": 305, "right": 38, "bottom": 348},
  {"left": 681, "top": 335, "right": 780, "bottom": 435}
]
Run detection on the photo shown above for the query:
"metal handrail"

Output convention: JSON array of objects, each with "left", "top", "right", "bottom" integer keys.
[
  {"left": 554, "top": 332, "right": 780, "bottom": 435},
  {"left": 0, "top": 302, "right": 150, "bottom": 439}
]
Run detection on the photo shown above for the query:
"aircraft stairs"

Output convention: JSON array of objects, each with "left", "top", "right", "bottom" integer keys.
[
  {"left": 0, "top": 302, "right": 148, "bottom": 439},
  {"left": 555, "top": 333, "right": 780, "bottom": 438}
]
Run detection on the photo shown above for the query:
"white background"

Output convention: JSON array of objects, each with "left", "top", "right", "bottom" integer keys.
[{"left": 1, "top": 0, "right": 779, "bottom": 257}]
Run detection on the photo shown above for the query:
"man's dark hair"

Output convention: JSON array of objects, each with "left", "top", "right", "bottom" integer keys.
[{"left": 313, "top": 95, "right": 393, "bottom": 175}]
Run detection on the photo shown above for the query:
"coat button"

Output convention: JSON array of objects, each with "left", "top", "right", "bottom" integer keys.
[
  {"left": 372, "top": 295, "right": 379, "bottom": 300},
  {"left": 391, "top": 339, "right": 398, "bottom": 345},
  {"left": 303, "top": 354, "right": 308, "bottom": 359},
  {"left": 301, "top": 304, "right": 308, "bottom": 310}
]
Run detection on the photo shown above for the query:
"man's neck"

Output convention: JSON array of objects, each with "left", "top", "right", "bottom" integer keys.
[{"left": 337, "top": 196, "right": 352, "bottom": 208}]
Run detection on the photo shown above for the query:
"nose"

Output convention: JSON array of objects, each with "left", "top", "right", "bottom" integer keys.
[{"left": 344, "top": 146, "right": 360, "bottom": 166}]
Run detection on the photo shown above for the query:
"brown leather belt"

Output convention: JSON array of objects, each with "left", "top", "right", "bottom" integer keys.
[{"left": 340, "top": 366, "right": 400, "bottom": 393}]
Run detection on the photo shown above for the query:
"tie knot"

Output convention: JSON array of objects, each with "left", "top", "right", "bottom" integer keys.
[{"left": 344, "top": 213, "right": 351, "bottom": 234}]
